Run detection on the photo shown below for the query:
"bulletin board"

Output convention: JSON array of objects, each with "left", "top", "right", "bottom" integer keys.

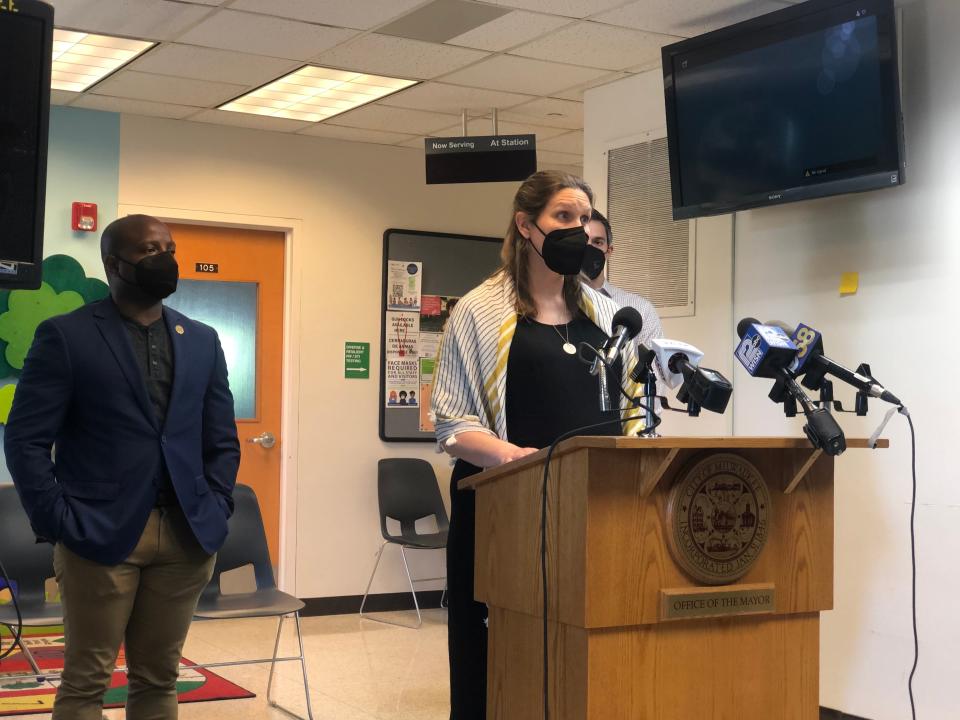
[{"left": 380, "top": 228, "right": 502, "bottom": 442}]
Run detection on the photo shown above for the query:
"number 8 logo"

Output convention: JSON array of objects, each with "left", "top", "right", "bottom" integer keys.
[{"left": 794, "top": 327, "right": 816, "bottom": 358}]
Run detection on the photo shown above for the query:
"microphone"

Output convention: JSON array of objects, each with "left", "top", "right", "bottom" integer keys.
[
  {"left": 602, "top": 306, "right": 644, "bottom": 365},
  {"left": 785, "top": 322, "right": 902, "bottom": 406},
  {"left": 734, "top": 317, "right": 798, "bottom": 378},
  {"left": 648, "top": 339, "right": 732, "bottom": 415},
  {"left": 589, "top": 307, "right": 643, "bottom": 412},
  {"left": 735, "top": 317, "right": 846, "bottom": 456},
  {"left": 650, "top": 338, "right": 705, "bottom": 388}
]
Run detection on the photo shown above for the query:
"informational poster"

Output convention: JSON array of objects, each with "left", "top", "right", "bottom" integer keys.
[
  {"left": 385, "top": 310, "right": 419, "bottom": 359},
  {"left": 385, "top": 358, "right": 419, "bottom": 407},
  {"left": 418, "top": 357, "right": 435, "bottom": 432},
  {"left": 418, "top": 332, "right": 441, "bottom": 362},
  {"left": 387, "top": 260, "right": 422, "bottom": 312},
  {"left": 419, "top": 294, "right": 459, "bottom": 333}
]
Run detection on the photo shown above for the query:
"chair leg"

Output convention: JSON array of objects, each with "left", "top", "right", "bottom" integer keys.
[
  {"left": 358, "top": 540, "right": 388, "bottom": 619},
  {"left": 266, "top": 612, "right": 314, "bottom": 720},
  {"left": 18, "top": 637, "right": 42, "bottom": 676},
  {"left": 399, "top": 546, "right": 422, "bottom": 629},
  {"left": 266, "top": 615, "right": 284, "bottom": 704}
]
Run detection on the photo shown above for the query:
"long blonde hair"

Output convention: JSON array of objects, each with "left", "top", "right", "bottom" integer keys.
[{"left": 496, "top": 171, "right": 593, "bottom": 318}]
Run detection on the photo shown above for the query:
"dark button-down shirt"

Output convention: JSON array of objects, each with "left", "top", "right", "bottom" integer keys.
[{"left": 122, "top": 315, "right": 177, "bottom": 506}]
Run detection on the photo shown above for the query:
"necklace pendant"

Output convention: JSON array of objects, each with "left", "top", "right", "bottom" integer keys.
[{"left": 562, "top": 342, "right": 577, "bottom": 355}]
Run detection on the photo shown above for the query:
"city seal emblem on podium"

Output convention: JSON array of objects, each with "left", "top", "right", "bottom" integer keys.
[{"left": 665, "top": 453, "right": 771, "bottom": 585}]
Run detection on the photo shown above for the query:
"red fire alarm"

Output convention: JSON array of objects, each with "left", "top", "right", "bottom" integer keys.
[{"left": 71, "top": 202, "right": 97, "bottom": 232}]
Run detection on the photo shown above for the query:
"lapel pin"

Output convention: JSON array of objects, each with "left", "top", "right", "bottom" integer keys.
[{"left": 175, "top": 325, "right": 185, "bottom": 335}]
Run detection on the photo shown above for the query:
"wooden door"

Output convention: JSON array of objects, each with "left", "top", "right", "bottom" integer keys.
[{"left": 165, "top": 223, "right": 285, "bottom": 567}]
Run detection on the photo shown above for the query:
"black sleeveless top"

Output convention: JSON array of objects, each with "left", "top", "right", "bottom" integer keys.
[{"left": 505, "top": 312, "right": 623, "bottom": 449}]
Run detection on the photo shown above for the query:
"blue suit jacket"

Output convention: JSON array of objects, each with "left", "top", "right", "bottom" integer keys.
[{"left": 4, "top": 298, "right": 241, "bottom": 565}]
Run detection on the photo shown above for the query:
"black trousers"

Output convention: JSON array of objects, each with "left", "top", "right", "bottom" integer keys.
[{"left": 447, "top": 459, "right": 487, "bottom": 720}]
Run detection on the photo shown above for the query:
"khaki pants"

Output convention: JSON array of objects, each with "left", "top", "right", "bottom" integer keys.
[{"left": 52, "top": 506, "right": 216, "bottom": 720}]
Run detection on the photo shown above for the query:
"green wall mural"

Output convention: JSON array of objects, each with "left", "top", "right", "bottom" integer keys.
[{"left": 0, "top": 255, "right": 108, "bottom": 423}]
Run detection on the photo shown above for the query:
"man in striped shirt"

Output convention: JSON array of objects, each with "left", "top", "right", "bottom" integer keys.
[{"left": 583, "top": 209, "right": 664, "bottom": 347}]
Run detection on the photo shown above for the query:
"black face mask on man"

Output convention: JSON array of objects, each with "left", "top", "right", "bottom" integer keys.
[
  {"left": 530, "top": 223, "right": 606, "bottom": 277},
  {"left": 116, "top": 251, "right": 179, "bottom": 300}
]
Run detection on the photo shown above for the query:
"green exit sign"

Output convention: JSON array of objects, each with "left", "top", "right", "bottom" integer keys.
[{"left": 345, "top": 341, "right": 370, "bottom": 379}]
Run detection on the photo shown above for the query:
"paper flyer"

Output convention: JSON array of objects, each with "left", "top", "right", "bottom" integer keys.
[
  {"left": 419, "top": 294, "right": 460, "bottom": 333},
  {"left": 418, "top": 332, "right": 442, "bottom": 362},
  {"left": 386, "top": 310, "right": 419, "bottom": 358},
  {"left": 418, "top": 357, "right": 435, "bottom": 432},
  {"left": 387, "top": 260, "right": 422, "bottom": 312},
  {"left": 385, "top": 358, "right": 419, "bottom": 407}
]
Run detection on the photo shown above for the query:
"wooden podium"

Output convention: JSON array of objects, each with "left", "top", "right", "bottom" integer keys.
[{"left": 460, "top": 436, "right": 886, "bottom": 720}]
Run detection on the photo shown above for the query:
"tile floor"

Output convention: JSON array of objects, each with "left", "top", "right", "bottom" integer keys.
[{"left": 3, "top": 608, "right": 451, "bottom": 720}]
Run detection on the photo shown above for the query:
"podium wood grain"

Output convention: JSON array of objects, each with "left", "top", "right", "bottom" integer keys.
[{"left": 463, "top": 437, "right": 884, "bottom": 719}]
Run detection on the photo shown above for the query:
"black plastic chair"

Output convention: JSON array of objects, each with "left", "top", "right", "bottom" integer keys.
[
  {"left": 191, "top": 484, "right": 313, "bottom": 719},
  {"left": 359, "top": 459, "right": 449, "bottom": 629},
  {"left": 0, "top": 484, "right": 63, "bottom": 679}
]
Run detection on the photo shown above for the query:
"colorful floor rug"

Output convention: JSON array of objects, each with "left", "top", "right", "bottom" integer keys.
[{"left": 0, "top": 627, "right": 255, "bottom": 716}]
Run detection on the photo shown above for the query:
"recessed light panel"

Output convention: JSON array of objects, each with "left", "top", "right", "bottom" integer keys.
[
  {"left": 219, "top": 66, "right": 418, "bottom": 123},
  {"left": 52, "top": 30, "right": 154, "bottom": 92}
]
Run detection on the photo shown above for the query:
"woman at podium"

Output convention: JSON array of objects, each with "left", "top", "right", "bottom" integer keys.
[{"left": 431, "top": 171, "right": 642, "bottom": 719}]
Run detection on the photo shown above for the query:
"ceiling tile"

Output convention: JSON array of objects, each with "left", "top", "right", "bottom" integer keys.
[
  {"left": 432, "top": 119, "right": 568, "bottom": 142},
  {"left": 326, "top": 105, "right": 460, "bottom": 134},
  {"left": 377, "top": 1, "right": 510, "bottom": 44},
  {"left": 51, "top": 89, "right": 80, "bottom": 106},
  {"left": 298, "top": 124, "right": 418, "bottom": 146},
  {"left": 397, "top": 136, "right": 431, "bottom": 149},
  {"left": 126, "top": 44, "right": 299, "bottom": 87},
  {"left": 500, "top": 97, "right": 582, "bottom": 129},
  {"left": 446, "top": 10, "right": 571, "bottom": 52},
  {"left": 510, "top": 21, "right": 681, "bottom": 71},
  {"left": 229, "top": 0, "right": 426, "bottom": 30},
  {"left": 478, "top": 0, "right": 625, "bottom": 19},
  {"left": 177, "top": 10, "right": 358, "bottom": 60},
  {"left": 313, "top": 34, "right": 489, "bottom": 80},
  {"left": 379, "top": 82, "right": 534, "bottom": 114},
  {"left": 90, "top": 70, "right": 246, "bottom": 106},
  {"left": 439, "top": 55, "right": 609, "bottom": 96},
  {"left": 537, "top": 130, "right": 583, "bottom": 153},
  {"left": 551, "top": 71, "right": 630, "bottom": 100},
  {"left": 71, "top": 94, "right": 199, "bottom": 119},
  {"left": 189, "top": 109, "right": 313, "bottom": 132},
  {"left": 594, "top": 0, "right": 792, "bottom": 38},
  {"left": 48, "top": 0, "right": 214, "bottom": 41}
]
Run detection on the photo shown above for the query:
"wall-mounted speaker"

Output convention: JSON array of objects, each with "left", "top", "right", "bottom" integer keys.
[{"left": 0, "top": 0, "right": 53, "bottom": 289}]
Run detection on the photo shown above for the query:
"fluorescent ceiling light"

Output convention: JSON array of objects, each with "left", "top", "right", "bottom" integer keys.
[
  {"left": 52, "top": 29, "right": 154, "bottom": 92},
  {"left": 219, "top": 66, "right": 418, "bottom": 123}
]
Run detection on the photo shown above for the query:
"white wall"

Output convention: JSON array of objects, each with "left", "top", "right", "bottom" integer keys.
[
  {"left": 119, "top": 116, "right": 518, "bottom": 599},
  {"left": 584, "top": 72, "right": 734, "bottom": 438},
  {"left": 584, "top": 1, "right": 958, "bottom": 718}
]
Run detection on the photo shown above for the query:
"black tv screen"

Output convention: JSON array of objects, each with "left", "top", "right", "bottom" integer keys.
[
  {"left": 0, "top": 0, "right": 53, "bottom": 272},
  {"left": 662, "top": 0, "right": 904, "bottom": 220}
]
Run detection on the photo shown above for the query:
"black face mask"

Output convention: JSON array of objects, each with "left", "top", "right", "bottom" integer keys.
[
  {"left": 116, "top": 251, "right": 179, "bottom": 300},
  {"left": 530, "top": 223, "right": 606, "bottom": 277},
  {"left": 581, "top": 249, "right": 605, "bottom": 280}
]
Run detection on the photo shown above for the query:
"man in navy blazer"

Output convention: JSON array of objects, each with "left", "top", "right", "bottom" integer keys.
[{"left": 5, "top": 214, "right": 240, "bottom": 720}]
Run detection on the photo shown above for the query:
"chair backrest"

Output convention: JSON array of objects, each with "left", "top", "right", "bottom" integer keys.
[
  {"left": 0, "top": 485, "right": 54, "bottom": 607},
  {"left": 377, "top": 459, "right": 450, "bottom": 539},
  {"left": 203, "top": 484, "right": 276, "bottom": 598}
]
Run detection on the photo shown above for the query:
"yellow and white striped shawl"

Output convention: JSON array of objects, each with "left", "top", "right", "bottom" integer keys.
[{"left": 431, "top": 273, "right": 643, "bottom": 454}]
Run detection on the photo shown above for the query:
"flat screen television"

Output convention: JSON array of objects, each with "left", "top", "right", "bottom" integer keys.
[{"left": 662, "top": 0, "right": 904, "bottom": 220}]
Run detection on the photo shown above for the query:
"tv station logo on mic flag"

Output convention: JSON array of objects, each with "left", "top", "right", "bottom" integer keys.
[
  {"left": 788, "top": 323, "right": 822, "bottom": 374},
  {"left": 735, "top": 324, "right": 795, "bottom": 376}
]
